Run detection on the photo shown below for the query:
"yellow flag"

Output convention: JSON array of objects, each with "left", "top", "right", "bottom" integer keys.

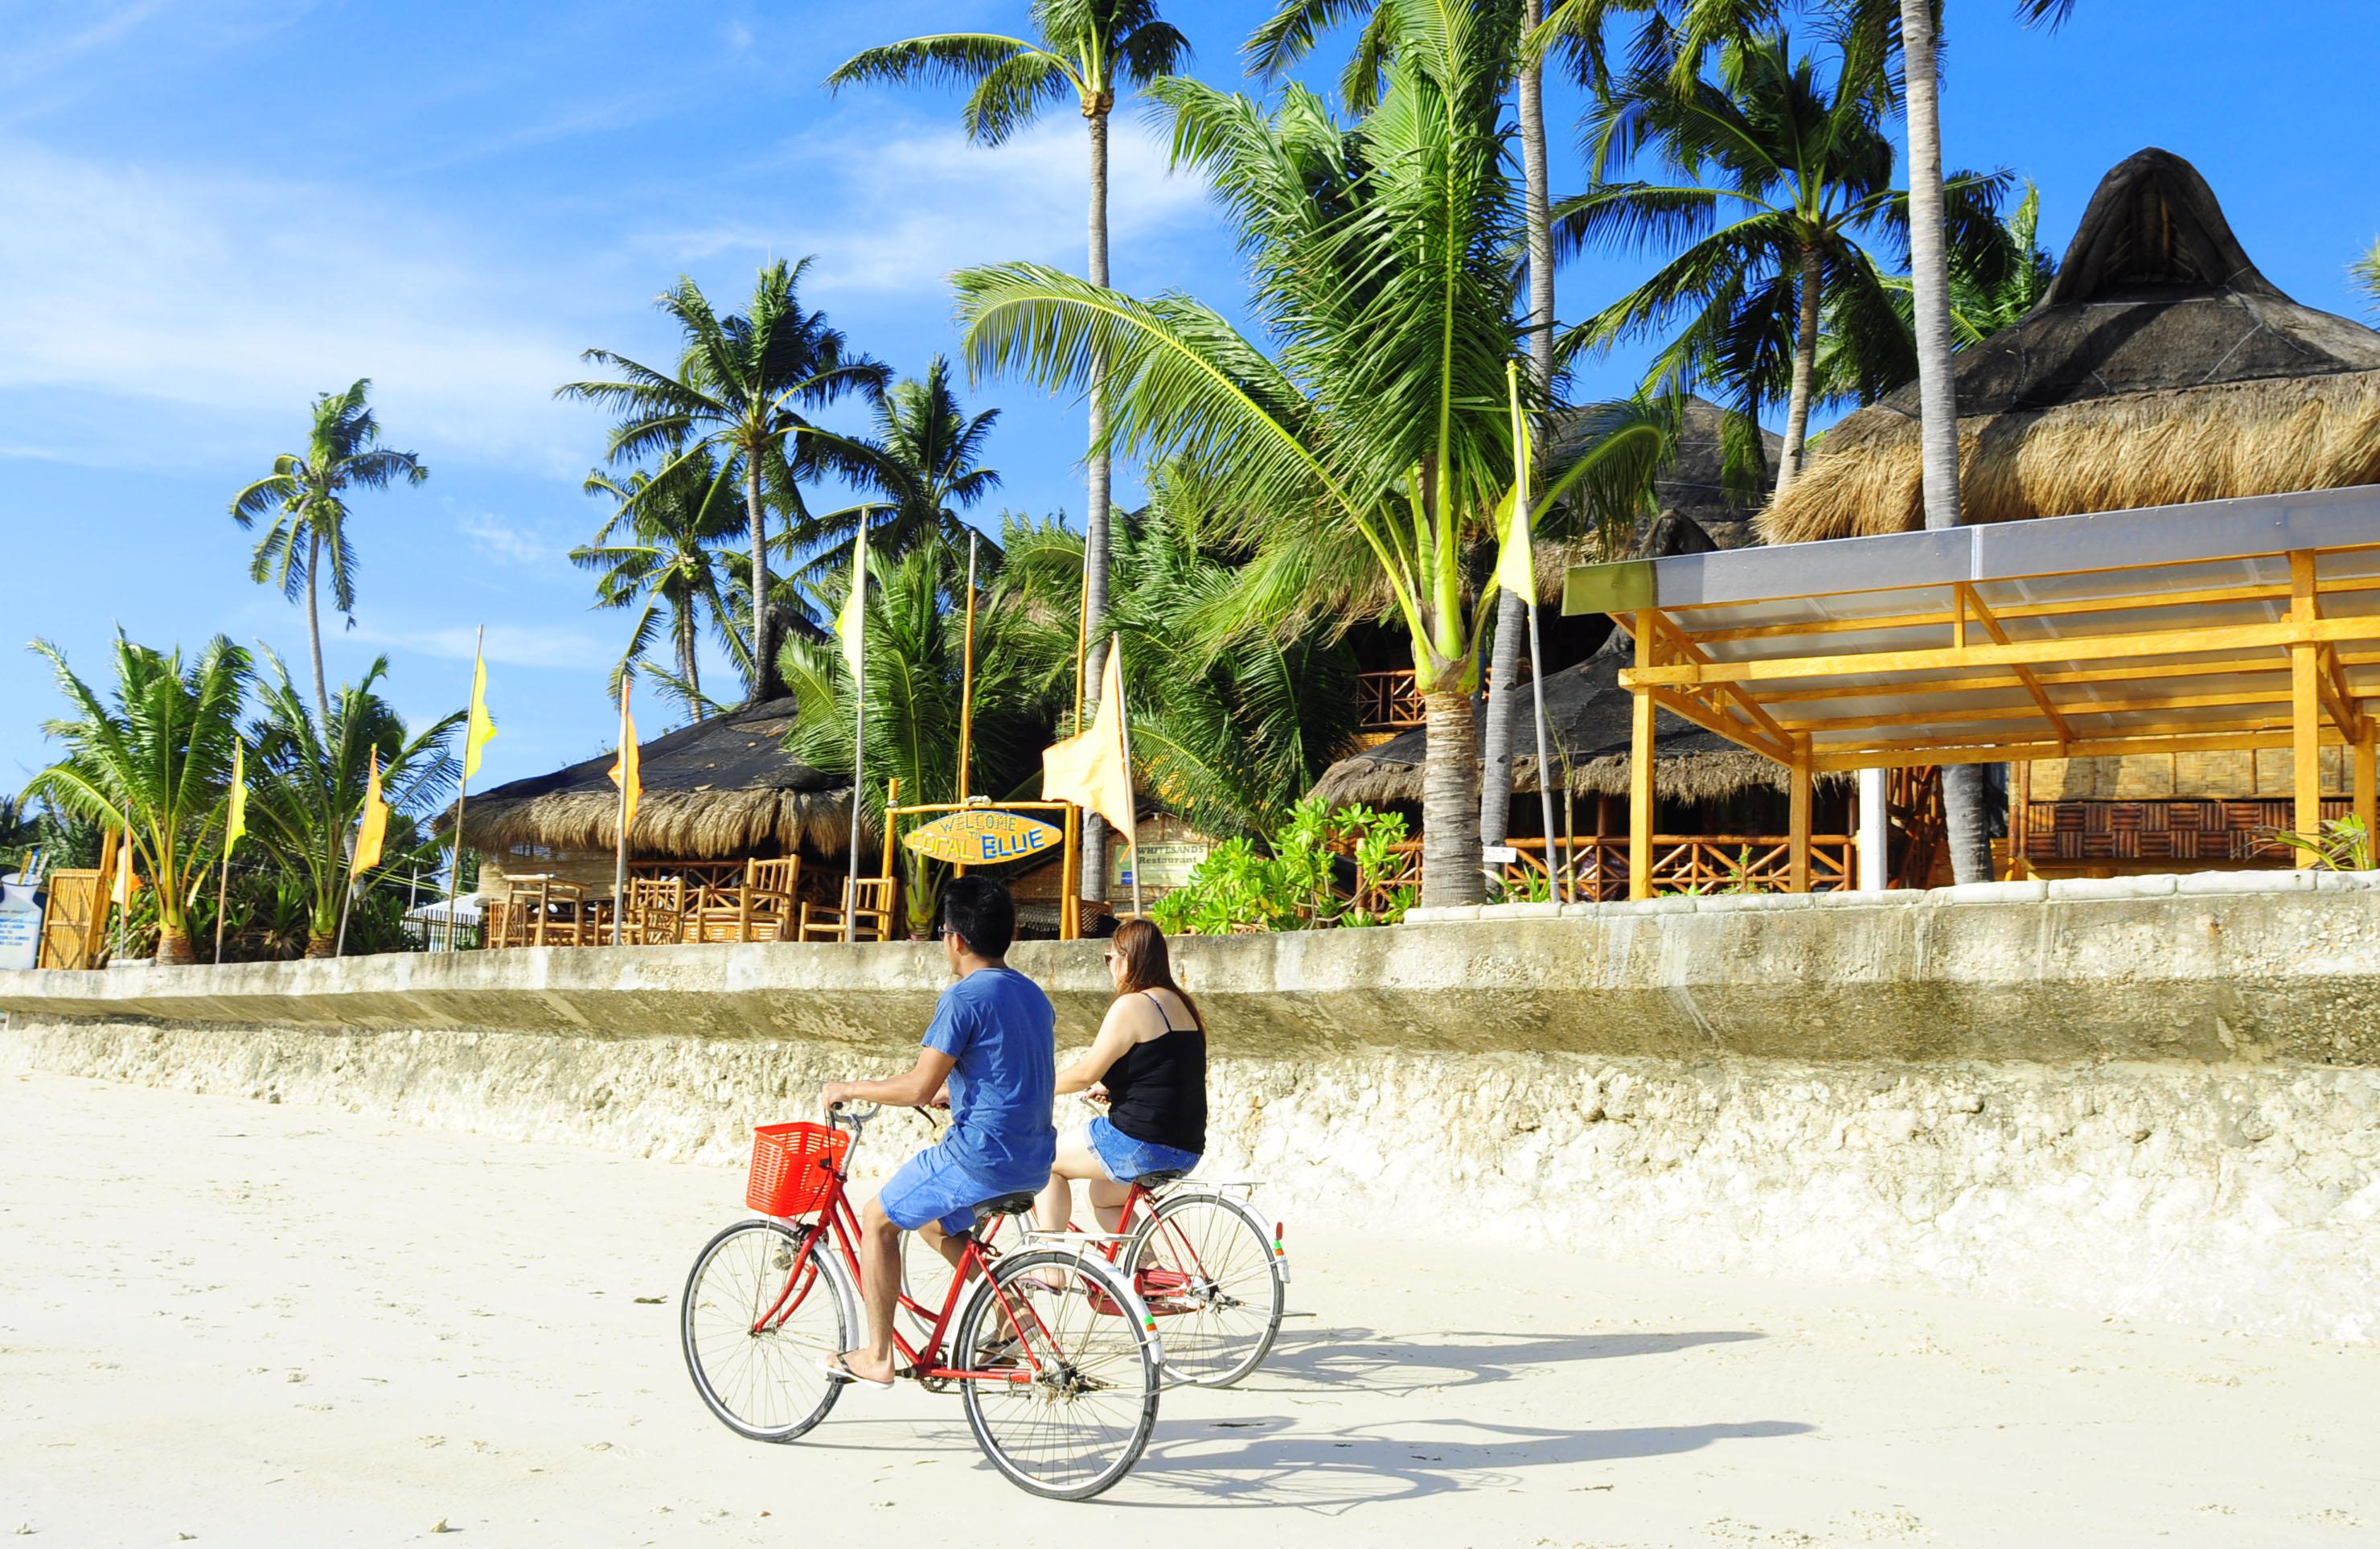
[
  {"left": 1041, "top": 645, "right": 1134, "bottom": 836},
  {"left": 224, "top": 742, "right": 247, "bottom": 856},
  {"left": 837, "top": 521, "right": 868, "bottom": 681},
  {"left": 608, "top": 677, "right": 641, "bottom": 840},
  {"left": 351, "top": 749, "right": 388, "bottom": 877},
  {"left": 111, "top": 825, "right": 140, "bottom": 906},
  {"left": 1493, "top": 359, "right": 1536, "bottom": 601},
  {"left": 463, "top": 648, "right": 498, "bottom": 779}
]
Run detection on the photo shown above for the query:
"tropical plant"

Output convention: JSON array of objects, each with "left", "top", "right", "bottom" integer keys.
[
  {"left": 1557, "top": 31, "right": 2008, "bottom": 493},
  {"left": 22, "top": 634, "right": 249, "bottom": 965},
  {"left": 559, "top": 259, "right": 888, "bottom": 703},
  {"left": 778, "top": 356, "right": 1003, "bottom": 587},
  {"left": 1147, "top": 797, "right": 1414, "bottom": 935},
  {"left": 0, "top": 795, "right": 35, "bottom": 865},
  {"left": 2262, "top": 816, "right": 2374, "bottom": 873},
  {"left": 830, "top": 0, "right": 1192, "bottom": 902},
  {"left": 780, "top": 542, "right": 1044, "bottom": 935},
  {"left": 238, "top": 650, "right": 460, "bottom": 956},
  {"left": 572, "top": 449, "right": 748, "bottom": 717},
  {"left": 991, "top": 470, "right": 1362, "bottom": 842},
  {"left": 957, "top": 10, "right": 1668, "bottom": 905},
  {"left": 1246, "top": 0, "right": 1560, "bottom": 865},
  {"left": 2352, "top": 238, "right": 2380, "bottom": 324},
  {"left": 229, "top": 380, "right": 427, "bottom": 725}
]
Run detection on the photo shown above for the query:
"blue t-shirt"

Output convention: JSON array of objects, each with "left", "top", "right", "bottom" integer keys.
[{"left": 923, "top": 965, "right": 1057, "bottom": 1189}]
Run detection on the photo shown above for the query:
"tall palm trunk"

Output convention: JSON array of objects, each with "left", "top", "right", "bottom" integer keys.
[
  {"left": 677, "top": 605, "right": 704, "bottom": 721},
  {"left": 1900, "top": 0, "right": 1994, "bottom": 882},
  {"left": 156, "top": 927, "right": 196, "bottom": 966},
  {"left": 304, "top": 521, "right": 330, "bottom": 726},
  {"left": 1479, "top": 0, "right": 1556, "bottom": 852},
  {"left": 1080, "top": 98, "right": 1115, "bottom": 903},
  {"left": 747, "top": 460, "right": 778, "bottom": 702},
  {"left": 1775, "top": 239, "right": 1824, "bottom": 494},
  {"left": 1421, "top": 686, "right": 1484, "bottom": 907}
]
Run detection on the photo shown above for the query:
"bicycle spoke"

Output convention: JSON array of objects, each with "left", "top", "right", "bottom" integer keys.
[
  {"left": 1130, "top": 1196, "right": 1283, "bottom": 1387},
  {"left": 682, "top": 1222, "right": 847, "bottom": 1441},
  {"left": 958, "top": 1251, "right": 1158, "bottom": 1500}
]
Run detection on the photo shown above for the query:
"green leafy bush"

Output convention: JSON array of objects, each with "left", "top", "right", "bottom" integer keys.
[{"left": 1150, "top": 799, "right": 1414, "bottom": 935}]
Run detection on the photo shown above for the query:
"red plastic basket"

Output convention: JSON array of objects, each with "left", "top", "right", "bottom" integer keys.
[{"left": 745, "top": 1121, "right": 850, "bottom": 1217}]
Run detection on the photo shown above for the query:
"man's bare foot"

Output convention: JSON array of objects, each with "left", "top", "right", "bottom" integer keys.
[{"left": 823, "top": 1350, "right": 897, "bottom": 1387}]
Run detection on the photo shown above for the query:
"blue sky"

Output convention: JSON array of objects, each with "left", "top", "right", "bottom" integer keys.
[{"left": 5, "top": 0, "right": 2377, "bottom": 798}]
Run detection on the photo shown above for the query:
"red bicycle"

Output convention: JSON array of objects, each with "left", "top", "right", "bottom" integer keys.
[
  {"left": 679, "top": 1103, "right": 1163, "bottom": 1501},
  {"left": 904, "top": 1153, "right": 1289, "bottom": 1389}
]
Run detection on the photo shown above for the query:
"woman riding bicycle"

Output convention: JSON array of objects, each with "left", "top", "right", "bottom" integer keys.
[{"left": 1033, "top": 918, "right": 1206, "bottom": 1237}]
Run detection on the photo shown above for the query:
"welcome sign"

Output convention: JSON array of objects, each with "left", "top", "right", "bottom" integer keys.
[{"left": 902, "top": 809, "right": 1064, "bottom": 866}]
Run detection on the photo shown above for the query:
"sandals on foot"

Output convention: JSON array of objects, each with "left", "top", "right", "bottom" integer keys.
[{"left": 819, "top": 1353, "right": 895, "bottom": 1389}]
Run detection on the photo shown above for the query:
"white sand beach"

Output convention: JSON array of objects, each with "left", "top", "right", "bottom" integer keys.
[{"left": 2, "top": 1067, "right": 2375, "bottom": 1547}]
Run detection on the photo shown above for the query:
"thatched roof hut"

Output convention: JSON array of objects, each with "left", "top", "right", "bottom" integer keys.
[
  {"left": 1311, "top": 632, "right": 1824, "bottom": 808},
  {"left": 1760, "top": 148, "right": 2380, "bottom": 544},
  {"left": 1552, "top": 393, "right": 1779, "bottom": 552},
  {"left": 452, "top": 696, "right": 853, "bottom": 859}
]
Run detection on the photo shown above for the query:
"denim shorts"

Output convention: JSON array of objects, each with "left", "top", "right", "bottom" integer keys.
[
  {"left": 1087, "top": 1115, "right": 1200, "bottom": 1185},
  {"left": 879, "top": 1143, "right": 1028, "bottom": 1237}
]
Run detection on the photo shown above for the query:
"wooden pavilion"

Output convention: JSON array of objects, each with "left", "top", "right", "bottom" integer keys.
[
  {"left": 1569, "top": 488, "right": 2380, "bottom": 899},
  {"left": 1755, "top": 147, "right": 2380, "bottom": 873}
]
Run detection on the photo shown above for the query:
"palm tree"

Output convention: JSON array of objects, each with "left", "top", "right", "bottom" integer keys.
[
  {"left": 241, "top": 650, "right": 462, "bottom": 957},
  {"left": 229, "top": 380, "right": 428, "bottom": 725},
  {"left": 1245, "top": 0, "right": 1559, "bottom": 860},
  {"left": 2351, "top": 238, "right": 2380, "bottom": 323},
  {"left": 1558, "top": 32, "right": 2006, "bottom": 495},
  {"left": 956, "top": 10, "right": 1665, "bottom": 906},
  {"left": 572, "top": 450, "right": 747, "bottom": 718},
  {"left": 829, "top": 1, "right": 1192, "bottom": 902},
  {"left": 781, "top": 542, "right": 1041, "bottom": 935},
  {"left": 559, "top": 259, "right": 887, "bottom": 703},
  {"left": 23, "top": 634, "right": 249, "bottom": 965},
  {"left": 778, "top": 356, "right": 1003, "bottom": 588}
]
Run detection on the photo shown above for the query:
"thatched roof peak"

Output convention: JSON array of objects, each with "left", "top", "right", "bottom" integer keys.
[
  {"left": 449, "top": 696, "right": 854, "bottom": 860},
  {"left": 1758, "top": 149, "right": 2380, "bottom": 545},
  {"left": 2038, "top": 147, "right": 2280, "bottom": 307}
]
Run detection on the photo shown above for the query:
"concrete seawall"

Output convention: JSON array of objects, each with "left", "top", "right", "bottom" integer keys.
[{"left": 7, "top": 873, "right": 2378, "bottom": 1341}]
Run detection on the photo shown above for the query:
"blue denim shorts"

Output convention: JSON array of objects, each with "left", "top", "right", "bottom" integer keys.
[
  {"left": 1087, "top": 1115, "right": 1200, "bottom": 1185},
  {"left": 879, "top": 1144, "right": 1013, "bottom": 1237}
]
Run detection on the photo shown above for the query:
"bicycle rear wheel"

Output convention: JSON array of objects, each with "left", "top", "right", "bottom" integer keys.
[
  {"left": 681, "top": 1218, "right": 855, "bottom": 1442},
  {"left": 954, "top": 1248, "right": 1159, "bottom": 1501},
  {"left": 1126, "top": 1191, "right": 1285, "bottom": 1387}
]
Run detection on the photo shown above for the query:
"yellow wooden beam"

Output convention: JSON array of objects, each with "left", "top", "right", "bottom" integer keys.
[
  {"left": 1623, "top": 615, "right": 2380, "bottom": 690},
  {"left": 1771, "top": 686, "right": 2299, "bottom": 735},
  {"left": 1648, "top": 611, "right": 1797, "bottom": 751},
  {"left": 1754, "top": 652, "right": 2372, "bottom": 705},
  {"left": 1629, "top": 610, "right": 1656, "bottom": 901},
  {"left": 1810, "top": 727, "right": 2316, "bottom": 774},
  {"left": 2357, "top": 721, "right": 2378, "bottom": 848},
  {"left": 1648, "top": 687, "right": 1795, "bottom": 763},
  {"left": 1787, "top": 733, "right": 1812, "bottom": 894},
  {"left": 1958, "top": 583, "right": 2075, "bottom": 748},
  {"left": 2293, "top": 552, "right": 2324, "bottom": 846}
]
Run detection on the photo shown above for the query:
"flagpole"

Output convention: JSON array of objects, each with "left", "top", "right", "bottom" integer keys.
[
  {"left": 445, "top": 626, "right": 485, "bottom": 947},
  {"left": 1526, "top": 597, "right": 1561, "bottom": 903},
  {"left": 1072, "top": 532, "right": 1091, "bottom": 733},
  {"left": 1111, "top": 633, "right": 1143, "bottom": 918},
  {"left": 846, "top": 642, "right": 865, "bottom": 945},
  {"left": 958, "top": 530, "right": 978, "bottom": 803},
  {"left": 214, "top": 848, "right": 230, "bottom": 964}
]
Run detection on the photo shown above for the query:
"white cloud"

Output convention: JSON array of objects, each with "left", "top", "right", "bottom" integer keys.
[
  {"left": 352, "top": 620, "right": 608, "bottom": 672},
  {"left": 652, "top": 116, "right": 1215, "bottom": 298},
  {"left": 456, "top": 509, "right": 564, "bottom": 569},
  {"left": 0, "top": 139, "right": 593, "bottom": 475}
]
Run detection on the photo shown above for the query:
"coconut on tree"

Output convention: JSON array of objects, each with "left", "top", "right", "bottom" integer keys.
[
  {"left": 23, "top": 634, "right": 249, "bottom": 965},
  {"left": 828, "top": 0, "right": 1191, "bottom": 902},
  {"left": 229, "top": 380, "right": 427, "bottom": 725}
]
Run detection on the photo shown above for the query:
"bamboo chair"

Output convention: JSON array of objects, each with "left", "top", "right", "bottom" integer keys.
[
  {"left": 621, "top": 877, "right": 686, "bottom": 945},
  {"left": 798, "top": 876, "right": 896, "bottom": 943},
  {"left": 510, "top": 877, "right": 552, "bottom": 947},
  {"left": 739, "top": 857, "right": 801, "bottom": 943}
]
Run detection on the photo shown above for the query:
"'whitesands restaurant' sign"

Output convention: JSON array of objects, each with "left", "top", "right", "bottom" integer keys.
[{"left": 902, "top": 809, "right": 1064, "bottom": 866}]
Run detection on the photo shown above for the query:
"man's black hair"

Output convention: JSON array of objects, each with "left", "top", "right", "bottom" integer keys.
[{"left": 940, "top": 876, "right": 1016, "bottom": 959}]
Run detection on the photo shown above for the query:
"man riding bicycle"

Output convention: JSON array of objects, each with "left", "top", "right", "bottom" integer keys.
[{"left": 818, "top": 876, "right": 1055, "bottom": 1387}]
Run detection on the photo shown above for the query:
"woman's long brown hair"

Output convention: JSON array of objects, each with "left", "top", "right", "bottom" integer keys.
[{"left": 1109, "top": 918, "right": 1204, "bottom": 1033}]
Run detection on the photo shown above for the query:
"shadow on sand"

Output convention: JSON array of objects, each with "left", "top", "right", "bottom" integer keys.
[{"left": 1241, "top": 1324, "right": 1767, "bottom": 1395}]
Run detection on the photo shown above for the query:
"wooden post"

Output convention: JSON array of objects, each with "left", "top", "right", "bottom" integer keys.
[
  {"left": 1060, "top": 803, "right": 1081, "bottom": 939},
  {"left": 1788, "top": 733, "right": 1813, "bottom": 894},
  {"left": 881, "top": 779, "right": 901, "bottom": 939},
  {"left": 2292, "top": 552, "right": 2323, "bottom": 851},
  {"left": 2357, "top": 722, "right": 2378, "bottom": 858},
  {"left": 1628, "top": 610, "right": 1656, "bottom": 901},
  {"left": 959, "top": 532, "right": 978, "bottom": 803}
]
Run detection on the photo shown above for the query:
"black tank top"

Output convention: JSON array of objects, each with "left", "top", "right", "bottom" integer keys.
[{"left": 1104, "top": 991, "right": 1206, "bottom": 1155}]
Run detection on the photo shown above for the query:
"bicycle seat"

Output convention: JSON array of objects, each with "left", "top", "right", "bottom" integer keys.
[
  {"left": 1132, "top": 1168, "right": 1188, "bottom": 1188},
  {"left": 973, "top": 1192, "right": 1039, "bottom": 1223}
]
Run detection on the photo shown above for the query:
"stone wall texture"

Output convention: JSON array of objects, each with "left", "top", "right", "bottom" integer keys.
[{"left": 6, "top": 873, "right": 2378, "bottom": 1342}]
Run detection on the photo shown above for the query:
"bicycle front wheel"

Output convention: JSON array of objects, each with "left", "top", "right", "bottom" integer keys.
[
  {"left": 1126, "top": 1191, "right": 1285, "bottom": 1387},
  {"left": 954, "top": 1248, "right": 1160, "bottom": 1501},
  {"left": 681, "top": 1218, "right": 856, "bottom": 1442}
]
